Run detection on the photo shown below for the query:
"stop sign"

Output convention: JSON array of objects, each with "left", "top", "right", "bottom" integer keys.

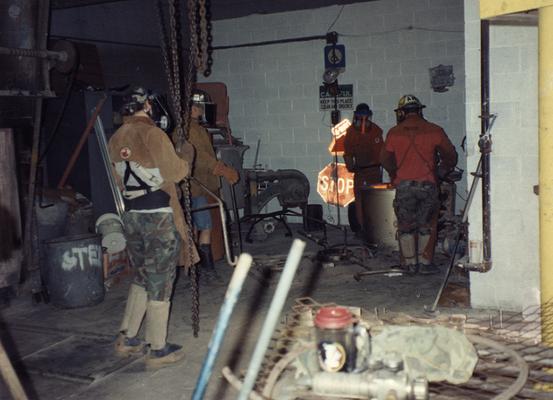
[{"left": 317, "top": 162, "right": 355, "bottom": 207}]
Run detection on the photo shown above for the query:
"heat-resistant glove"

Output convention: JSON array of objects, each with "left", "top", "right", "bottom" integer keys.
[
  {"left": 176, "top": 140, "right": 195, "bottom": 165},
  {"left": 213, "top": 161, "right": 239, "bottom": 185}
]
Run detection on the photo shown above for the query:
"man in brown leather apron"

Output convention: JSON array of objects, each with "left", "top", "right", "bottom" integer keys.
[{"left": 109, "top": 87, "right": 197, "bottom": 368}]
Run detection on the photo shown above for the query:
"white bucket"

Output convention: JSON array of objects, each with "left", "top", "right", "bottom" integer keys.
[{"left": 95, "top": 213, "right": 126, "bottom": 254}]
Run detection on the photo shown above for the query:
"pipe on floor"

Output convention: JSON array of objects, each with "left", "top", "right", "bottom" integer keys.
[
  {"left": 192, "top": 253, "right": 253, "bottom": 400},
  {"left": 237, "top": 239, "right": 306, "bottom": 400}
]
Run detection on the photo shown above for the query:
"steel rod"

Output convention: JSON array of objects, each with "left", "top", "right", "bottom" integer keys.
[
  {"left": 93, "top": 115, "right": 125, "bottom": 217},
  {"left": 237, "top": 239, "right": 306, "bottom": 400},
  {"left": 192, "top": 253, "right": 253, "bottom": 400},
  {"left": 0, "top": 46, "right": 66, "bottom": 61},
  {"left": 23, "top": 98, "right": 43, "bottom": 295},
  {"left": 57, "top": 96, "right": 106, "bottom": 188},
  {"left": 191, "top": 177, "right": 237, "bottom": 266},
  {"left": 0, "top": 340, "right": 28, "bottom": 400}
]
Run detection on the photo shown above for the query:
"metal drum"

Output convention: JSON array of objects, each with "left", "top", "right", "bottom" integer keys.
[
  {"left": 360, "top": 184, "right": 397, "bottom": 249},
  {"left": 44, "top": 233, "right": 105, "bottom": 308}
]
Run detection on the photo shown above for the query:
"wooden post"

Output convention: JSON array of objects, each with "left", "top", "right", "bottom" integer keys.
[{"left": 0, "top": 129, "right": 23, "bottom": 290}]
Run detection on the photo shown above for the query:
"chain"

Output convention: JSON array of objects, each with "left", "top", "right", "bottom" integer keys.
[
  {"left": 204, "top": 0, "right": 213, "bottom": 77},
  {"left": 185, "top": 0, "right": 201, "bottom": 337},
  {"left": 159, "top": 0, "right": 201, "bottom": 337},
  {"left": 168, "top": 0, "right": 185, "bottom": 150},
  {"left": 156, "top": 2, "right": 176, "bottom": 107},
  {"left": 197, "top": 0, "right": 208, "bottom": 73}
]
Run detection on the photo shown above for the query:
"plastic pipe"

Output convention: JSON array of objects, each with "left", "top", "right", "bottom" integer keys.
[
  {"left": 237, "top": 239, "right": 306, "bottom": 400},
  {"left": 192, "top": 253, "right": 253, "bottom": 400}
]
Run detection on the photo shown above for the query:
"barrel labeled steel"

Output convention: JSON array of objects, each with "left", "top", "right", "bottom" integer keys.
[{"left": 45, "top": 233, "right": 105, "bottom": 308}]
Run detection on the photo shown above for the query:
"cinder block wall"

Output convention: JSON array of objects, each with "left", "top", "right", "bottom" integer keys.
[
  {"left": 464, "top": 0, "right": 539, "bottom": 310},
  {"left": 201, "top": 0, "right": 467, "bottom": 220}
]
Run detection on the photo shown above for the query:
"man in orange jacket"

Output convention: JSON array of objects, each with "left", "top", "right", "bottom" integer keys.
[
  {"left": 380, "top": 95, "right": 457, "bottom": 275},
  {"left": 343, "top": 103, "right": 384, "bottom": 239}
]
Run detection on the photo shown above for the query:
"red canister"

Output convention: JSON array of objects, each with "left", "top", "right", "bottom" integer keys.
[{"left": 314, "top": 306, "right": 357, "bottom": 372}]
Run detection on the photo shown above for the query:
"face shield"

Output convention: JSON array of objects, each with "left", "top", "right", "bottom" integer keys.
[
  {"left": 149, "top": 94, "right": 172, "bottom": 132},
  {"left": 353, "top": 108, "right": 372, "bottom": 134},
  {"left": 191, "top": 90, "right": 216, "bottom": 126}
]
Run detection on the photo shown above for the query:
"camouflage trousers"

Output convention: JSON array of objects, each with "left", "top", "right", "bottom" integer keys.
[
  {"left": 393, "top": 180, "right": 439, "bottom": 234},
  {"left": 122, "top": 212, "right": 181, "bottom": 302}
]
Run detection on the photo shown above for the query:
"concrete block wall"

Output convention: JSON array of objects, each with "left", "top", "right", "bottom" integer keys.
[
  {"left": 201, "top": 0, "right": 467, "bottom": 220},
  {"left": 464, "top": 0, "right": 539, "bottom": 311}
]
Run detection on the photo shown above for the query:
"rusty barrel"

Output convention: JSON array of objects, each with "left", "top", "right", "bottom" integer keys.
[{"left": 44, "top": 233, "right": 105, "bottom": 308}]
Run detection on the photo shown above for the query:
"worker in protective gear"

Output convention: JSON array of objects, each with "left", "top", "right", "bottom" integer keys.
[
  {"left": 188, "top": 90, "right": 239, "bottom": 285},
  {"left": 380, "top": 95, "right": 457, "bottom": 275},
  {"left": 343, "top": 103, "right": 384, "bottom": 240},
  {"left": 108, "top": 87, "right": 198, "bottom": 368}
]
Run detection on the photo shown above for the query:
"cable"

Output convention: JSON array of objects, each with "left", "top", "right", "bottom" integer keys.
[
  {"left": 339, "top": 25, "right": 464, "bottom": 38},
  {"left": 327, "top": 5, "right": 345, "bottom": 32}
]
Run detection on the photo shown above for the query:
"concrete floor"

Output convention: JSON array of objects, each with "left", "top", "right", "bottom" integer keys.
[{"left": 0, "top": 224, "right": 465, "bottom": 400}]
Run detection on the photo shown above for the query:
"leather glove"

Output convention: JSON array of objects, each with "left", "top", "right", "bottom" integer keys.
[
  {"left": 176, "top": 140, "right": 195, "bottom": 164},
  {"left": 213, "top": 161, "right": 239, "bottom": 185}
]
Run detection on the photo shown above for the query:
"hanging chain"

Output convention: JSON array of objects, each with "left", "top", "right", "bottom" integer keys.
[
  {"left": 197, "top": 0, "right": 208, "bottom": 73},
  {"left": 159, "top": 0, "right": 201, "bottom": 337},
  {"left": 204, "top": 0, "right": 213, "bottom": 77}
]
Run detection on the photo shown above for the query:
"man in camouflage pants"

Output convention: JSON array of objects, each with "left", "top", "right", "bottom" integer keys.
[
  {"left": 381, "top": 95, "right": 457, "bottom": 275},
  {"left": 108, "top": 87, "right": 196, "bottom": 368}
]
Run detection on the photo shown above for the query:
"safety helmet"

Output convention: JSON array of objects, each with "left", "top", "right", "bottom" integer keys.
[
  {"left": 353, "top": 103, "right": 373, "bottom": 118},
  {"left": 394, "top": 94, "right": 425, "bottom": 112},
  {"left": 121, "top": 87, "right": 151, "bottom": 116},
  {"left": 191, "top": 88, "right": 217, "bottom": 126},
  {"left": 191, "top": 89, "right": 212, "bottom": 107},
  {"left": 394, "top": 94, "right": 425, "bottom": 123}
]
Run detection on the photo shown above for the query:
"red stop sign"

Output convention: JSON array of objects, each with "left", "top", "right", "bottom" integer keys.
[{"left": 317, "top": 162, "right": 355, "bottom": 207}]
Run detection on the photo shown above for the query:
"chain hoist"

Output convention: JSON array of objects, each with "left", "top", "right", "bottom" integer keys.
[{"left": 157, "top": 0, "right": 201, "bottom": 337}]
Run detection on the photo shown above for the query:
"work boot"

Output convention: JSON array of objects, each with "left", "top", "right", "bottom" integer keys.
[
  {"left": 401, "top": 263, "right": 419, "bottom": 276},
  {"left": 418, "top": 263, "right": 441, "bottom": 275},
  {"left": 115, "top": 332, "right": 145, "bottom": 356},
  {"left": 198, "top": 244, "right": 224, "bottom": 286},
  {"left": 144, "top": 300, "right": 185, "bottom": 369},
  {"left": 145, "top": 343, "right": 186, "bottom": 369}
]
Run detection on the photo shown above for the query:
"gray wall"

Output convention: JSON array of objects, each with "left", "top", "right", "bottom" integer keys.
[
  {"left": 464, "top": 0, "right": 540, "bottom": 311},
  {"left": 200, "top": 0, "right": 467, "bottom": 220}
]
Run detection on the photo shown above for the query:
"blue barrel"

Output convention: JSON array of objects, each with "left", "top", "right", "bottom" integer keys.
[{"left": 44, "top": 234, "right": 105, "bottom": 308}]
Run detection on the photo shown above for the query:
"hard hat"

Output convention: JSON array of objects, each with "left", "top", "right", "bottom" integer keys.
[
  {"left": 354, "top": 103, "right": 372, "bottom": 117},
  {"left": 191, "top": 89, "right": 212, "bottom": 106},
  {"left": 121, "top": 86, "right": 152, "bottom": 115},
  {"left": 394, "top": 94, "right": 426, "bottom": 112}
]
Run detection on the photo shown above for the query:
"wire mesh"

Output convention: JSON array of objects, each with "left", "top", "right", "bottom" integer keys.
[{"left": 253, "top": 297, "right": 553, "bottom": 399}]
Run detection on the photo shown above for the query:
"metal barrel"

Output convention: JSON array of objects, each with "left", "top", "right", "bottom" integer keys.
[{"left": 44, "top": 233, "right": 105, "bottom": 308}]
